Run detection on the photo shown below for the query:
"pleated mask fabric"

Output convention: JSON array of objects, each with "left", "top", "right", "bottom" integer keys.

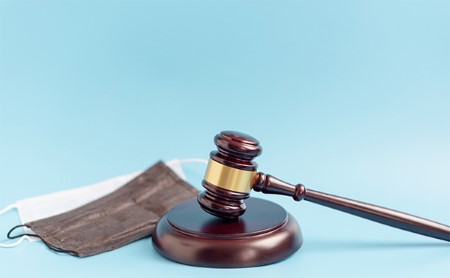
[{"left": 6, "top": 161, "right": 198, "bottom": 257}]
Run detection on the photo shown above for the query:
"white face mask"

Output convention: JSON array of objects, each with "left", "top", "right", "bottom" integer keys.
[{"left": 0, "top": 158, "right": 207, "bottom": 248}]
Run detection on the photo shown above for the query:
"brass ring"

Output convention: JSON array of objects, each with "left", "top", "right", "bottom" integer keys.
[{"left": 204, "top": 159, "right": 256, "bottom": 193}]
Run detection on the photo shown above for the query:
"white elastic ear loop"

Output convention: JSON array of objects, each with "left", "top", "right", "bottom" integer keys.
[
  {"left": 0, "top": 234, "right": 30, "bottom": 247},
  {"left": 177, "top": 158, "right": 208, "bottom": 164},
  {"left": 0, "top": 159, "right": 209, "bottom": 248},
  {"left": 0, "top": 203, "right": 30, "bottom": 247},
  {"left": 0, "top": 203, "right": 17, "bottom": 216},
  {"left": 165, "top": 158, "right": 207, "bottom": 181}
]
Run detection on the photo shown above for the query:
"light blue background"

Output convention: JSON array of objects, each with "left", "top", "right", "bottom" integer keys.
[{"left": 0, "top": 0, "right": 449, "bottom": 277}]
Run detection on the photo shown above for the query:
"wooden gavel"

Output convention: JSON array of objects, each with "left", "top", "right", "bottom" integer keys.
[{"left": 197, "top": 130, "right": 450, "bottom": 242}]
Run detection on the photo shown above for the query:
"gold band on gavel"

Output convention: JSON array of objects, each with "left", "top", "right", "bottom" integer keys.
[{"left": 204, "top": 159, "right": 257, "bottom": 193}]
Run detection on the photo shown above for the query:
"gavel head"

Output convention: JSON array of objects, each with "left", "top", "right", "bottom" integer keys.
[{"left": 197, "top": 131, "right": 262, "bottom": 219}]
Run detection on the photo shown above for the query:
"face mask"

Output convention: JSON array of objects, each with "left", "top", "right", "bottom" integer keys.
[{"left": 0, "top": 159, "right": 206, "bottom": 257}]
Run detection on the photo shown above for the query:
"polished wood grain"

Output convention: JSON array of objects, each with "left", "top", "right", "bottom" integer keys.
[
  {"left": 254, "top": 173, "right": 450, "bottom": 242},
  {"left": 152, "top": 198, "right": 302, "bottom": 268},
  {"left": 199, "top": 131, "right": 450, "bottom": 242},
  {"left": 197, "top": 130, "right": 262, "bottom": 219}
]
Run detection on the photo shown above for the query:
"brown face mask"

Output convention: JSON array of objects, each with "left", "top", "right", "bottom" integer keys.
[{"left": 7, "top": 161, "right": 198, "bottom": 257}]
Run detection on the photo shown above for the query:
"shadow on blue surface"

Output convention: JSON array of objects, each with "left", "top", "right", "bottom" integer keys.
[{"left": 306, "top": 239, "right": 449, "bottom": 252}]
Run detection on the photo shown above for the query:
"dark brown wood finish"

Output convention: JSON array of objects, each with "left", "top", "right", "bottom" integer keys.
[
  {"left": 154, "top": 131, "right": 303, "bottom": 268},
  {"left": 197, "top": 131, "right": 262, "bottom": 219},
  {"left": 199, "top": 131, "right": 450, "bottom": 242},
  {"left": 254, "top": 173, "right": 450, "bottom": 241},
  {"left": 152, "top": 198, "right": 302, "bottom": 268}
]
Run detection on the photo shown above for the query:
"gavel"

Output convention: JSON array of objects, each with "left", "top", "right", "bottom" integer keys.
[{"left": 197, "top": 130, "right": 450, "bottom": 242}]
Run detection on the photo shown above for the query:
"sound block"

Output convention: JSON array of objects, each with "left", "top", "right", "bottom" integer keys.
[{"left": 152, "top": 197, "right": 303, "bottom": 268}]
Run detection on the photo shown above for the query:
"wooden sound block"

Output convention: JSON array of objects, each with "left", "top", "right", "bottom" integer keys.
[{"left": 152, "top": 197, "right": 303, "bottom": 268}]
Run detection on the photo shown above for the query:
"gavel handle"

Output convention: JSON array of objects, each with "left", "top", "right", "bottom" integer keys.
[{"left": 253, "top": 173, "right": 450, "bottom": 242}]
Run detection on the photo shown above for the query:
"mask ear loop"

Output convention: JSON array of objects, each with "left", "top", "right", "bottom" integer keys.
[
  {"left": 6, "top": 224, "right": 80, "bottom": 256},
  {"left": 177, "top": 158, "right": 208, "bottom": 164},
  {"left": 0, "top": 204, "right": 31, "bottom": 248},
  {"left": 166, "top": 158, "right": 208, "bottom": 181},
  {"left": 0, "top": 159, "right": 208, "bottom": 251}
]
